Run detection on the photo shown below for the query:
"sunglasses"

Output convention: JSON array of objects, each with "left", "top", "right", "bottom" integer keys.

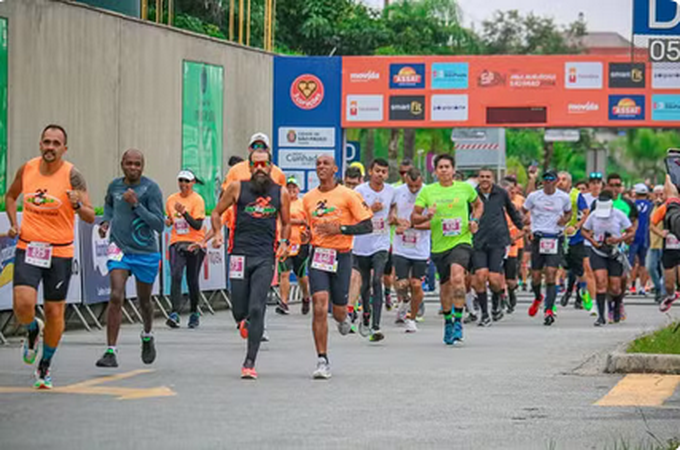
[
  {"left": 178, "top": 178, "right": 192, "bottom": 183},
  {"left": 250, "top": 142, "right": 268, "bottom": 150},
  {"left": 589, "top": 172, "right": 603, "bottom": 179},
  {"left": 250, "top": 160, "right": 271, "bottom": 169},
  {"left": 399, "top": 171, "right": 408, "bottom": 176}
]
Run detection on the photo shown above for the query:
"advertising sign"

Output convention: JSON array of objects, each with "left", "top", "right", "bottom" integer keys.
[
  {"left": 609, "top": 63, "right": 647, "bottom": 89},
  {"left": 431, "top": 62, "right": 468, "bottom": 90},
  {"left": 609, "top": 95, "right": 646, "bottom": 120},
  {"left": 389, "top": 96, "right": 425, "bottom": 121},
  {"left": 652, "top": 94, "right": 680, "bottom": 120},
  {"left": 389, "top": 63, "right": 425, "bottom": 89},
  {"left": 0, "top": 18, "right": 7, "bottom": 199},
  {"left": 633, "top": 0, "right": 680, "bottom": 36}
]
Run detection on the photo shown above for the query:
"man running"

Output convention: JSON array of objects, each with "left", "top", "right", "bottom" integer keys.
[
  {"left": 412, "top": 154, "right": 483, "bottom": 345},
  {"left": 523, "top": 170, "right": 572, "bottom": 326},
  {"left": 353, "top": 158, "right": 396, "bottom": 341},
  {"left": 501, "top": 178, "right": 525, "bottom": 314},
  {"left": 165, "top": 169, "right": 206, "bottom": 329},
  {"left": 648, "top": 186, "right": 666, "bottom": 304},
  {"left": 277, "top": 177, "right": 311, "bottom": 316},
  {"left": 96, "top": 149, "right": 164, "bottom": 368},
  {"left": 6, "top": 124, "right": 95, "bottom": 389},
  {"left": 629, "top": 183, "right": 652, "bottom": 296},
  {"left": 344, "top": 166, "right": 364, "bottom": 330},
  {"left": 392, "top": 168, "right": 431, "bottom": 333},
  {"left": 223, "top": 133, "right": 286, "bottom": 188},
  {"left": 472, "top": 168, "right": 523, "bottom": 326},
  {"left": 203, "top": 149, "right": 291, "bottom": 379},
  {"left": 303, "top": 155, "right": 373, "bottom": 379}
]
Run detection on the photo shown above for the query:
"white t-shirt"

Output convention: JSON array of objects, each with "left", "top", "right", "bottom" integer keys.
[
  {"left": 583, "top": 209, "right": 632, "bottom": 244},
  {"left": 392, "top": 184, "right": 431, "bottom": 260},
  {"left": 524, "top": 189, "right": 572, "bottom": 235},
  {"left": 353, "top": 182, "right": 396, "bottom": 256},
  {"left": 583, "top": 192, "right": 597, "bottom": 209}
]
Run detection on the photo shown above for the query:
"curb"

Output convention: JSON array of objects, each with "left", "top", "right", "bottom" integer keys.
[{"left": 605, "top": 351, "right": 680, "bottom": 375}]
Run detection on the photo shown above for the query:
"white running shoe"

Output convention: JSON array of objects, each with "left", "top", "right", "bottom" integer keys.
[
  {"left": 337, "top": 316, "right": 352, "bottom": 336},
  {"left": 404, "top": 318, "right": 418, "bottom": 333},
  {"left": 395, "top": 302, "right": 409, "bottom": 324},
  {"left": 312, "top": 357, "right": 331, "bottom": 380}
]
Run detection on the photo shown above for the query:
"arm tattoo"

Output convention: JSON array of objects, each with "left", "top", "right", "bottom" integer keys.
[{"left": 70, "top": 167, "right": 87, "bottom": 191}]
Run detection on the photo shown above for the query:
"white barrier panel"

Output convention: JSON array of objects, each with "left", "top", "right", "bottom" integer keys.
[{"left": 199, "top": 222, "right": 227, "bottom": 291}]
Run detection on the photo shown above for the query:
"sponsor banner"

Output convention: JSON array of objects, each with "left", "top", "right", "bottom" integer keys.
[
  {"left": 609, "top": 63, "right": 646, "bottom": 88},
  {"left": 278, "top": 127, "right": 335, "bottom": 148},
  {"left": 346, "top": 95, "right": 383, "bottom": 122},
  {"left": 198, "top": 221, "right": 226, "bottom": 291},
  {"left": 389, "top": 63, "right": 425, "bottom": 89},
  {"left": 278, "top": 149, "right": 335, "bottom": 170},
  {"left": 477, "top": 69, "right": 506, "bottom": 88},
  {"left": 348, "top": 70, "right": 381, "bottom": 84},
  {"left": 652, "top": 94, "right": 680, "bottom": 121},
  {"left": 290, "top": 74, "right": 325, "bottom": 110},
  {"left": 565, "top": 62, "right": 603, "bottom": 89},
  {"left": 431, "top": 62, "right": 468, "bottom": 89},
  {"left": 508, "top": 72, "right": 557, "bottom": 89},
  {"left": 345, "top": 141, "right": 361, "bottom": 165},
  {"left": 545, "top": 129, "right": 581, "bottom": 142},
  {"left": 389, "top": 95, "right": 425, "bottom": 121},
  {"left": 0, "top": 18, "right": 7, "bottom": 199},
  {"left": 431, "top": 94, "right": 468, "bottom": 122},
  {"left": 652, "top": 63, "right": 680, "bottom": 88},
  {"left": 633, "top": 0, "right": 680, "bottom": 36},
  {"left": 609, "top": 95, "right": 646, "bottom": 120}
]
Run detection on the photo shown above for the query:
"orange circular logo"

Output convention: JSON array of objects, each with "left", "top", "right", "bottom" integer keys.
[{"left": 290, "top": 74, "right": 324, "bottom": 110}]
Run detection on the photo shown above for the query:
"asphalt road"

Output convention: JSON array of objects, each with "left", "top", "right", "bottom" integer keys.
[{"left": 1, "top": 295, "right": 679, "bottom": 450}]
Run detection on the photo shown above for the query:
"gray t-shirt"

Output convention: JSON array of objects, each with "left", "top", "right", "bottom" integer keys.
[
  {"left": 103, "top": 176, "right": 164, "bottom": 254},
  {"left": 523, "top": 189, "right": 572, "bottom": 235}
]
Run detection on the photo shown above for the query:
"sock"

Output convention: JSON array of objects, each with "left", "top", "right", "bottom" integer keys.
[
  {"left": 318, "top": 353, "right": 328, "bottom": 363},
  {"left": 491, "top": 291, "right": 501, "bottom": 312},
  {"left": 508, "top": 286, "right": 517, "bottom": 308},
  {"left": 613, "top": 295, "right": 624, "bottom": 321},
  {"left": 465, "top": 292, "right": 475, "bottom": 312},
  {"left": 41, "top": 344, "right": 56, "bottom": 364},
  {"left": 532, "top": 283, "right": 542, "bottom": 301},
  {"left": 596, "top": 293, "right": 606, "bottom": 320},
  {"left": 384, "top": 288, "right": 391, "bottom": 298},
  {"left": 141, "top": 331, "right": 153, "bottom": 339},
  {"left": 453, "top": 307, "right": 464, "bottom": 323},
  {"left": 107, "top": 346, "right": 117, "bottom": 353},
  {"left": 26, "top": 319, "right": 38, "bottom": 333},
  {"left": 477, "top": 291, "right": 489, "bottom": 316},
  {"left": 545, "top": 283, "right": 557, "bottom": 312},
  {"left": 443, "top": 310, "right": 453, "bottom": 324}
]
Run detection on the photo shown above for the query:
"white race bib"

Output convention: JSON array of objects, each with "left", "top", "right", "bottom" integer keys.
[
  {"left": 372, "top": 217, "right": 387, "bottom": 234},
  {"left": 107, "top": 242, "right": 124, "bottom": 262},
  {"left": 230, "top": 255, "right": 245, "bottom": 279},
  {"left": 667, "top": 234, "right": 680, "bottom": 250},
  {"left": 174, "top": 217, "right": 190, "bottom": 235},
  {"left": 442, "top": 218, "right": 462, "bottom": 237},
  {"left": 402, "top": 230, "right": 418, "bottom": 248},
  {"left": 311, "top": 248, "right": 338, "bottom": 273},
  {"left": 539, "top": 238, "right": 558, "bottom": 255},
  {"left": 25, "top": 242, "right": 53, "bottom": 269}
]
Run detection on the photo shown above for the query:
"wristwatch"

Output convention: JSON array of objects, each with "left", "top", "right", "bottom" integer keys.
[
  {"left": 280, "top": 239, "right": 289, "bottom": 245},
  {"left": 74, "top": 201, "right": 82, "bottom": 211},
  {"left": 470, "top": 218, "right": 480, "bottom": 224}
]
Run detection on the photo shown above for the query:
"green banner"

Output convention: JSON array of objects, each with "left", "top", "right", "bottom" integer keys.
[
  {"left": 0, "top": 18, "right": 7, "bottom": 202},
  {"left": 182, "top": 61, "right": 224, "bottom": 211}
]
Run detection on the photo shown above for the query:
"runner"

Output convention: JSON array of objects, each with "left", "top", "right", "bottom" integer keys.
[
  {"left": 392, "top": 168, "right": 431, "bottom": 333},
  {"left": 353, "top": 158, "right": 396, "bottom": 341},
  {"left": 648, "top": 185, "right": 666, "bottom": 304},
  {"left": 523, "top": 170, "right": 572, "bottom": 326},
  {"left": 303, "top": 155, "right": 373, "bottom": 378},
  {"left": 501, "top": 178, "right": 525, "bottom": 314},
  {"left": 582, "top": 192, "right": 635, "bottom": 326},
  {"left": 557, "top": 171, "right": 590, "bottom": 310},
  {"left": 412, "top": 154, "right": 483, "bottom": 345},
  {"left": 652, "top": 178, "right": 680, "bottom": 313},
  {"left": 277, "top": 177, "right": 311, "bottom": 316},
  {"left": 165, "top": 170, "right": 206, "bottom": 329},
  {"left": 223, "top": 133, "right": 286, "bottom": 188},
  {"left": 472, "top": 168, "right": 523, "bottom": 326},
  {"left": 96, "top": 149, "right": 164, "bottom": 368},
  {"left": 628, "top": 183, "right": 652, "bottom": 296},
  {"left": 202, "top": 149, "right": 291, "bottom": 379},
  {"left": 344, "top": 166, "right": 364, "bottom": 330},
  {"left": 6, "top": 124, "right": 95, "bottom": 389},
  {"left": 581, "top": 172, "right": 605, "bottom": 313}
]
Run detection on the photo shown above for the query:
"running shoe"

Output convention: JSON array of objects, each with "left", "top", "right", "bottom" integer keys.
[
  {"left": 452, "top": 322, "right": 464, "bottom": 346},
  {"left": 349, "top": 324, "right": 357, "bottom": 334},
  {"left": 312, "top": 357, "right": 331, "bottom": 380},
  {"left": 369, "top": 329, "right": 385, "bottom": 342},
  {"left": 141, "top": 334, "right": 156, "bottom": 365},
  {"left": 443, "top": 322, "right": 455, "bottom": 345},
  {"left": 639, "top": 289, "right": 647, "bottom": 297},
  {"left": 608, "top": 309, "right": 614, "bottom": 324},
  {"left": 404, "top": 319, "right": 418, "bottom": 333},
  {"left": 630, "top": 286, "right": 637, "bottom": 295},
  {"left": 95, "top": 349, "right": 118, "bottom": 368},
  {"left": 241, "top": 367, "right": 258, "bottom": 380},
  {"left": 543, "top": 310, "right": 555, "bottom": 326},
  {"left": 655, "top": 293, "right": 663, "bottom": 304},
  {"left": 22, "top": 318, "right": 44, "bottom": 365},
  {"left": 593, "top": 317, "right": 606, "bottom": 327},
  {"left": 34, "top": 360, "right": 52, "bottom": 390},
  {"left": 275, "top": 301, "right": 290, "bottom": 315},
  {"left": 492, "top": 309, "right": 504, "bottom": 322},
  {"left": 238, "top": 320, "right": 249, "bottom": 339},
  {"left": 188, "top": 313, "right": 200, "bottom": 329},
  {"left": 166, "top": 312, "right": 180, "bottom": 329},
  {"left": 359, "top": 316, "right": 371, "bottom": 338},
  {"left": 560, "top": 291, "right": 571, "bottom": 307},
  {"left": 385, "top": 292, "right": 393, "bottom": 311},
  {"left": 261, "top": 330, "right": 270, "bottom": 342},
  {"left": 660, "top": 293, "right": 678, "bottom": 313},
  {"left": 301, "top": 298, "right": 311, "bottom": 315},
  {"left": 619, "top": 303, "right": 627, "bottom": 322},
  {"left": 477, "top": 315, "right": 492, "bottom": 327},
  {"left": 337, "top": 316, "right": 352, "bottom": 336},
  {"left": 506, "top": 304, "right": 515, "bottom": 315},
  {"left": 528, "top": 296, "right": 543, "bottom": 317},
  {"left": 395, "top": 302, "right": 409, "bottom": 324},
  {"left": 464, "top": 312, "right": 478, "bottom": 324}
]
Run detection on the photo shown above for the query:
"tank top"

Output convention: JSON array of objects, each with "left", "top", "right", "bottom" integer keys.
[
  {"left": 230, "top": 181, "right": 281, "bottom": 256},
  {"left": 18, "top": 157, "right": 75, "bottom": 258}
]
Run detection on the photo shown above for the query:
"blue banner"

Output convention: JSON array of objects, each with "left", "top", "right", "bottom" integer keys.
[
  {"left": 633, "top": 0, "right": 680, "bottom": 36},
  {"left": 273, "top": 57, "right": 343, "bottom": 192}
]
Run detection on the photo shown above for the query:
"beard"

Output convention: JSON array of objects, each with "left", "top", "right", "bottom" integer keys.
[{"left": 251, "top": 172, "right": 273, "bottom": 195}]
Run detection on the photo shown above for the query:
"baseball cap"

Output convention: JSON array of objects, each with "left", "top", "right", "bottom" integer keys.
[
  {"left": 177, "top": 170, "right": 196, "bottom": 181},
  {"left": 542, "top": 170, "right": 557, "bottom": 181},
  {"left": 248, "top": 132, "right": 271, "bottom": 150},
  {"left": 595, "top": 199, "right": 613, "bottom": 218},
  {"left": 634, "top": 183, "right": 649, "bottom": 195},
  {"left": 286, "top": 176, "right": 299, "bottom": 187}
]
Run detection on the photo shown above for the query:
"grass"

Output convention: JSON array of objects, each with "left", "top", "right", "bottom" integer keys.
[
  {"left": 603, "top": 438, "right": 680, "bottom": 450},
  {"left": 627, "top": 322, "right": 680, "bottom": 355}
]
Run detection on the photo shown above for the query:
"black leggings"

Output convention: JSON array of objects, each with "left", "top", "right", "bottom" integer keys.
[
  {"left": 355, "top": 250, "right": 389, "bottom": 330},
  {"left": 230, "top": 254, "right": 274, "bottom": 365},
  {"left": 170, "top": 243, "right": 206, "bottom": 314}
]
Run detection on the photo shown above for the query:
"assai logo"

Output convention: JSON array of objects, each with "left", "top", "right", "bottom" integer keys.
[
  {"left": 290, "top": 74, "right": 325, "bottom": 110},
  {"left": 431, "top": 63, "right": 468, "bottom": 89},
  {"left": 609, "top": 63, "right": 646, "bottom": 88},
  {"left": 349, "top": 71, "right": 380, "bottom": 83},
  {"left": 652, "top": 94, "right": 680, "bottom": 121},
  {"left": 568, "top": 102, "right": 600, "bottom": 114},
  {"left": 565, "top": 62, "right": 603, "bottom": 89},
  {"left": 389, "top": 96, "right": 425, "bottom": 121},
  {"left": 389, "top": 64, "right": 425, "bottom": 89},
  {"left": 609, "top": 95, "right": 646, "bottom": 120}
]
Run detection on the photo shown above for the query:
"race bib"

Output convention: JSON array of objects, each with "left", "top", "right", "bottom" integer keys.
[
  {"left": 667, "top": 234, "right": 680, "bottom": 250},
  {"left": 372, "top": 217, "right": 387, "bottom": 234},
  {"left": 402, "top": 230, "right": 418, "bottom": 248},
  {"left": 230, "top": 255, "right": 245, "bottom": 279},
  {"left": 539, "top": 238, "right": 558, "bottom": 255},
  {"left": 311, "top": 248, "right": 338, "bottom": 273},
  {"left": 25, "top": 242, "right": 53, "bottom": 269},
  {"left": 442, "top": 218, "right": 462, "bottom": 237},
  {"left": 174, "top": 217, "right": 190, "bottom": 235},
  {"left": 107, "top": 242, "right": 124, "bottom": 262},
  {"left": 289, "top": 244, "right": 300, "bottom": 256}
]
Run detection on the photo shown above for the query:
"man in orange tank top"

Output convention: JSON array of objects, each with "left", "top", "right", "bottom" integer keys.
[{"left": 5, "top": 124, "right": 95, "bottom": 389}]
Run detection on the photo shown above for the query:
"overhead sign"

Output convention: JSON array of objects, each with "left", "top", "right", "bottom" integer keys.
[
  {"left": 608, "top": 63, "right": 646, "bottom": 88},
  {"left": 649, "top": 38, "right": 680, "bottom": 62},
  {"left": 545, "top": 129, "right": 581, "bottom": 142},
  {"left": 633, "top": 0, "right": 680, "bottom": 36},
  {"left": 451, "top": 128, "right": 506, "bottom": 169},
  {"left": 345, "top": 141, "right": 361, "bottom": 165}
]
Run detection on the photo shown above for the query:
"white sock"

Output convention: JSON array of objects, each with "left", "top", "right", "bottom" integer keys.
[{"left": 107, "top": 346, "right": 117, "bottom": 353}]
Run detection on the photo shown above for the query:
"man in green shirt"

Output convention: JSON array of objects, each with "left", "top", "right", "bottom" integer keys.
[{"left": 412, "top": 154, "right": 483, "bottom": 345}]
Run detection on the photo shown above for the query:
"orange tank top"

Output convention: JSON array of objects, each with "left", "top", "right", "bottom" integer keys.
[{"left": 18, "top": 157, "right": 75, "bottom": 258}]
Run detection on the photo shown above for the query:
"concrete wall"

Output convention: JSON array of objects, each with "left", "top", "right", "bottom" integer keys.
[{"left": 0, "top": 0, "right": 273, "bottom": 204}]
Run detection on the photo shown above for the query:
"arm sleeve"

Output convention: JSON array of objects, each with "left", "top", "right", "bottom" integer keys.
[
  {"left": 348, "top": 190, "right": 373, "bottom": 222},
  {"left": 506, "top": 191, "right": 524, "bottom": 229},
  {"left": 134, "top": 183, "right": 165, "bottom": 233},
  {"left": 341, "top": 218, "right": 373, "bottom": 235},
  {"left": 183, "top": 212, "right": 204, "bottom": 230},
  {"left": 103, "top": 184, "right": 113, "bottom": 222}
]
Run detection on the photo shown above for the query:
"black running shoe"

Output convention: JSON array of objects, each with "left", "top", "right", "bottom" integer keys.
[
  {"left": 141, "top": 334, "right": 156, "bottom": 365},
  {"left": 166, "top": 312, "right": 180, "bottom": 329},
  {"left": 544, "top": 312, "right": 555, "bottom": 326},
  {"left": 301, "top": 298, "right": 311, "bottom": 315},
  {"left": 188, "top": 313, "right": 200, "bottom": 329},
  {"left": 560, "top": 291, "right": 571, "bottom": 307},
  {"left": 593, "top": 317, "right": 606, "bottom": 327},
  {"left": 275, "top": 301, "right": 290, "bottom": 315},
  {"left": 95, "top": 349, "right": 118, "bottom": 368},
  {"left": 492, "top": 309, "right": 504, "bottom": 322},
  {"left": 463, "top": 313, "right": 478, "bottom": 324},
  {"left": 477, "top": 315, "right": 492, "bottom": 327}
]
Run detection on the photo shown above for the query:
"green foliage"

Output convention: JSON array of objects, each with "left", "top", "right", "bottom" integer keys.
[
  {"left": 609, "top": 129, "right": 680, "bottom": 185},
  {"left": 506, "top": 129, "right": 543, "bottom": 166},
  {"left": 628, "top": 322, "right": 680, "bottom": 355}
]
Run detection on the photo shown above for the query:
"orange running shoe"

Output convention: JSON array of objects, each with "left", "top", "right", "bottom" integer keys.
[
  {"left": 241, "top": 367, "right": 258, "bottom": 380},
  {"left": 239, "top": 320, "right": 249, "bottom": 340},
  {"left": 528, "top": 296, "right": 543, "bottom": 317}
]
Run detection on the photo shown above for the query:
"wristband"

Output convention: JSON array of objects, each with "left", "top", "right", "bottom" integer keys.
[
  {"left": 280, "top": 239, "right": 289, "bottom": 245},
  {"left": 470, "top": 218, "right": 480, "bottom": 224}
]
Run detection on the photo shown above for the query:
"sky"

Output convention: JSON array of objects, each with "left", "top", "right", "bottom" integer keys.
[{"left": 360, "top": 0, "right": 633, "bottom": 39}]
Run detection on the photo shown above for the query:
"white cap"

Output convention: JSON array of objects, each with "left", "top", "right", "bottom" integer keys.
[
  {"left": 248, "top": 132, "right": 271, "bottom": 150},
  {"left": 634, "top": 183, "right": 649, "bottom": 194},
  {"left": 654, "top": 185, "right": 664, "bottom": 193},
  {"left": 595, "top": 199, "right": 613, "bottom": 218},
  {"left": 177, "top": 170, "right": 196, "bottom": 181}
]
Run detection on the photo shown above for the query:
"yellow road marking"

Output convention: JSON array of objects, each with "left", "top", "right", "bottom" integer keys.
[
  {"left": 596, "top": 374, "right": 680, "bottom": 407},
  {"left": 0, "top": 369, "right": 176, "bottom": 400}
]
